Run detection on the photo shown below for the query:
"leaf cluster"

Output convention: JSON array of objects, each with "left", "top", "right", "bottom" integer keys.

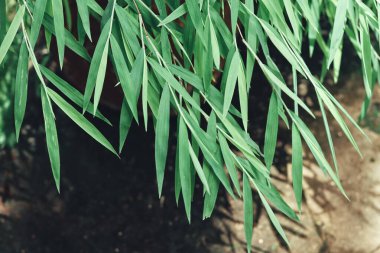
[{"left": 1, "top": 0, "right": 378, "bottom": 250}]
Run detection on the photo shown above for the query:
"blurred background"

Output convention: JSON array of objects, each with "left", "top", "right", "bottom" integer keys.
[{"left": 1, "top": 1, "right": 380, "bottom": 253}]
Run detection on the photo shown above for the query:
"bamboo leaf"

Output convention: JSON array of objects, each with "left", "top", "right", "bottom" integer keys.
[
  {"left": 219, "top": 133, "right": 241, "bottom": 196},
  {"left": 83, "top": 19, "right": 111, "bottom": 112},
  {"left": 0, "top": 5, "right": 25, "bottom": 65},
  {"left": 110, "top": 35, "right": 138, "bottom": 121},
  {"left": 41, "top": 87, "right": 61, "bottom": 193},
  {"left": 119, "top": 99, "right": 133, "bottom": 153},
  {"left": 30, "top": 0, "right": 48, "bottom": 48},
  {"left": 76, "top": 0, "right": 92, "bottom": 40},
  {"left": 243, "top": 174, "right": 253, "bottom": 253},
  {"left": 292, "top": 123, "right": 303, "bottom": 212},
  {"left": 264, "top": 92, "right": 279, "bottom": 170},
  {"left": 52, "top": 0, "right": 65, "bottom": 68},
  {"left": 188, "top": 141, "right": 210, "bottom": 194},
  {"left": 40, "top": 65, "right": 112, "bottom": 125},
  {"left": 179, "top": 117, "right": 192, "bottom": 222},
  {"left": 14, "top": 42, "right": 29, "bottom": 141},
  {"left": 223, "top": 50, "right": 240, "bottom": 116},
  {"left": 254, "top": 180, "right": 289, "bottom": 245},
  {"left": 47, "top": 88, "right": 118, "bottom": 156},
  {"left": 360, "top": 17, "right": 372, "bottom": 98},
  {"left": 155, "top": 86, "right": 171, "bottom": 197},
  {"left": 327, "top": 0, "right": 348, "bottom": 68}
]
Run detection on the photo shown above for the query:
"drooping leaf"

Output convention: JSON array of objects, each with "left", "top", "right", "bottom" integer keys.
[
  {"left": 76, "top": 0, "right": 92, "bottom": 40},
  {"left": 243, "top": 174, "right": 253, "bottom": 253},
  {"left": 291, "top": 123, "right": 303, "bottom": 212},
  {"left": 83, "top": 19, "right": 111, "bottom": 113},
  {"left": 327, "top": 0, "right": 348, "bottom": 68},
  {"left": 179, "top": 117, "right": 192, "bottom": 222},
  {"left": 14, "top": 42, "right": 29, "bottom": 141},
  {"left": 48, "top": 88, "right": 117, "bottom": 156},
  {"left": 223, "top": 49, "right": 240, "bottom": 116},
  {"left": 264, "top": 92, "right": 279, "bottom": 170},
  {"left": 40, "top": 65, "right": 112, "bottom": 125},
  {"left": 41, "top": 86, "right": 60, "bottom": 192},
  {"left": 155, "top": 85, "right": 171, "bottom": 197},
  {"left": 0, "top": 5, "right": 25, "bottom": 65},
  {"left": 52, "top": 0, "right": 65, "bottom": 68},
  {"left": 119, "top": 99, "right": 133, "bottom": 153}
]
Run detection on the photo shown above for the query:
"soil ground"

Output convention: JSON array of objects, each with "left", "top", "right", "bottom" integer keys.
[{"left": 0, "top": 71, "right": 379, "bottom": 253}]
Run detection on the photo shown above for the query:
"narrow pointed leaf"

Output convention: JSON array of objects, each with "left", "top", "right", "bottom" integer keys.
[
  {"left": 41, "top": 87, "right": 60, "bottom": 193},
  {"left": 47, "top": 88, "right": 117, "bottom": 156},
  {"left": 155, "top": 86, "right": 171, "bottom": 197},
  {"left": 243, "top": 174, "right": 253, "bottom": 253},
  {"left": 179, "top": 117, "right": 192, "bottom": 222},
  {"left": 0, "top": 5, "right": 25, "bottom": 65},
  {"left": 52, "top": 0, "right": 65, "bottom": 68}
]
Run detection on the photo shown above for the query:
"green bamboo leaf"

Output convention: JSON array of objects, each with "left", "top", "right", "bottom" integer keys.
[
  {"left": 155, "top": 86, "right": 171, "bottom": 197},
  {"left": 188, "top": 141, "right": 210, "bottom": 194},
  {"left": 93, "top": 41, "right": 109, "bottom": 114},
  {"left": 45, "top": 1, "right": 53, "bottom": 49},
  {"left": 327, "top": 0, "right": 348, "bottom": 68},
  {"left": 110, "top": 35, "right": 138, "bottom": 121},
  {"left": 83, "top": 19, "right": 111, "bottom": 112},
  {"left": 14, "top": 42, "right": 29, "bottom": 141},
  {"left": 30, "top": 0, "right": 48, "bottom": 48},
  {"left": 167, "top": 64, "right": 204, "bottom": 91},
  {"left": 76, "top": 0, "right": 92, "bottom": 40},
  {"left": 203, "top": 111, "right": 220, "bottom": 219},
  {"left": 291, "top": 123, "right": 303, "bottom": 212},
  {"left": 159, "top": 3, "right": 186, "bottom": 26},
  {"left": 0, "top": 5, "right": 25, "bottom": 65},
  {"left": 237, "top": 59, "right": 248, "bottom": 131},
  {"left": 142, "top": 55, "right": 149, "bottom": 131},
  {"left": 209, "top": 19, "right": 220, "bottom": 69},
  {"left": 264, "top": 92, "right": 279, "bottom": 170},
  {"left": 52, "top": 0, "right": 65, "bottom": 68},
  {"left": 181, "top": 110, "right": 235, "bottom": 197},
  {"left": 63, "top": 0, "right": 72, "bottom": 30},
  {"left": 202, "top": 161, "right": 219, "bottom": 219},
  {"left": 290, "top": 112, "right": 347, "bottom": 197},
  {"left": 360, "top": 17, "right": 372, "bottom": 98},
  {"left": 41, "top": 86, "right": 60, "bottom": 193},
  {"left": 243, "top": 174, "right": 253, "bottom": 253},
  {"left": 47, "top": 88, "right": 118, "bottom": 156},
  {"left": 230, "top": 0, "right": 239, "bottom": 35},
  {"left": 283, "top": 0, "right": 301, "bottom": 39},
  {"left": 41, "top": 13, "right": 91, "bottom": 61},
  {"left": 119, "top": 99, "right": 133, "bottom": 153},
  {"left": 148, "top": 58, "right": 202, "bottom": 112},
  {"left": 87, "top": 0, "right": 104, "bottom": 16},
  {"left": 223, "top": 50, "right": 240, "bottom": 116},
  {"left": 179, "top": 117, "right": 192, "bottom": 222},
  {"left": 258, "top": 61, "right": 314, "bottom": 117},
  {"left": 0, "top": 0, "right": 6, "bottom": 43},
  {"left": 254, "top": 180, "right": 289, "bottom": 245},
  {"left": 219, "top": 133, "right": 241, "bottom": 196},
  {"left": 185, "top": 0, "right": 204, "bottom": 37},
  {"left": 175, "top": 117, "right": 181, "bottom": 205},
  {"left": 40, "top": 65, "right": 112, "bottom": 125}
]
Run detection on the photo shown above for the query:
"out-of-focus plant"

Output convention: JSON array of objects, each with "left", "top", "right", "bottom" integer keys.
[
  {"left": 0, "top": 0, "right": 378, "bottom": 251},
  {"left": 0, "top": 0, "right": 18, "bottom": 148}
]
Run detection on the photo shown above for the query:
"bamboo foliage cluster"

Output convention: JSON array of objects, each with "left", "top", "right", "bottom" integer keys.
[{"left": 0, "top": 0, "right": 378, "bottom": 250}]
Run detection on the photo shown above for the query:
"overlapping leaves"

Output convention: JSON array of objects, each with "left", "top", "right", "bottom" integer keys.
[{"left": 0, "top": 0, "right": 377, "bottom": 251}]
